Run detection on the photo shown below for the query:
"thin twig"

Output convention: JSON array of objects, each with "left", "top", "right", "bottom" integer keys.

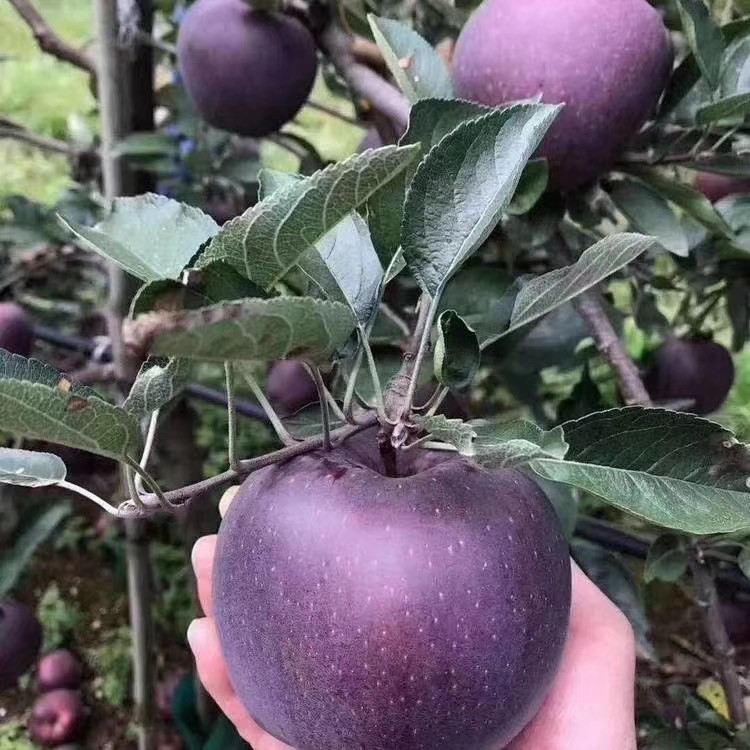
[
  {"left": 0, "top": 124, "right": 78, "bottom": 156},
  {"left": 360, "top": 330, "right": 388, "bottom": 421},
  {"left": 690, "top": 554, "right": 748, "bottom": 726},
  {"left": 130, "top": 415, "right": 379, "bottom": 513},
  {"left": 134, "top": 410, "right": 159, "bottom": 495},
  {"left": 575, "top": 293, "right": 651, "bottom": 405},
  {"left": 306, "top": 100, "right": 359, "bottom": 125},
  {"left": 319, "top": 26, "right": 410, "bottom": 132},
  {"left": 224, "top": 363, "right": 241, "bottom": 471},
  {"left": 306, "top": 364, "right": 332, "bottom": 451},
  {"left": 239, "top": 366, "right": 297, "bottom": 446},
  {"left": 8, "top": 0, "right": 96, "bottom": 77},
  {"left": 58, "top": 479, "right": 119, "bottom": 515}
]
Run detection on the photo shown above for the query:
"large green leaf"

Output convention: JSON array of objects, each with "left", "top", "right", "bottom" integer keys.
[
  {"left": 0, "top": 448, "right": 66, "bottom": 487},
  {"left": 675, "top": 0, "right": 725, "bottom": 90},
  {"left": 60, "top": 194, "right": 219, "bottom": 282},
  {"left": 123, "top": 358, "right": 192, "bottom": 416},
  {"left": 418, "top": 414, "right": 568, "bottom": 468},
  {"left": 402, "top": 98, "right": 492, "bottom": 151},
  {"left": 530, "top": 407, "right": 750, "bottom": 534},
  {"left": 368, "top": 16, "right": 454, "bottom": 102},
  {"left": 0, "top": 352, "right": 141, "bottom": 460},
  {"left": 609, "top": 180, "right": 689, "bottom": 257},
  {"left": 628, "top": 168, "right": 733, "bottom": 239},
  {"left": 484, "top": 233, "right": 661, "bottom": 347},
  {"left": 142, "top": 297, "right": 357, "bottom": 363},
  {"left": 696, "top": 36, "right": 750, "bottom": 123},
  {"left": 298, "top": 213, "right": 384, "bottom": 327},
  {"left": 402, "top": 103, "right": 561, "bottom": 296},
  {"left": 197, "top": 146, "right": 419, "bottom": 290},
  {"left": 0, "top": 503, "right": 71, "bottom": 597},
  {"left": 433, "top": 310, "right": 479, "bottom": 388}
]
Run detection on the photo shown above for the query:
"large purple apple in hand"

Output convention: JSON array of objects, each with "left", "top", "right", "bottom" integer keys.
[
  {"left": 452, "top": 0, "right": 673, "bottom": 191},
  {"left": 213, "top": 440, "right": 571, "bottom": 749}
]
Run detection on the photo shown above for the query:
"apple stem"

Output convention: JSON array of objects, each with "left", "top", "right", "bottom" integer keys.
[{"left": 377, "top": 427, "right": 399, "bottom": 476}]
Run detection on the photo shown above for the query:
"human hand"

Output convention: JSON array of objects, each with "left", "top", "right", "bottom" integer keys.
[{"left": 188, "top": 492, "right": 636, "bottom": 750}]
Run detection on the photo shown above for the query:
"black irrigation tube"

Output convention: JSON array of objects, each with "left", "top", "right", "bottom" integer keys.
[
  {"left": 33, "top": 324, "right": 270, "bottom": 423},
  {"left": 32, "top": 326, "right": 750, "bottom": 592},
  {"left": 577, "top": 517, "right": 750, "bottom": 594}
]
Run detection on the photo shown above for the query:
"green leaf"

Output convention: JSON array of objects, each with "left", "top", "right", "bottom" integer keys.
[
  {"left": 0, "top": 503, "right": 71, "bottom": 597},
  {"left": 112, "top": 132, "right": 177, "bottom": 158},
  {"left": 644, "top": 534, "right": 690, "bottom": 583},
  {"left": 197, "top": 145, "right": 419, "bottom": 290},
  {"left": 0, "top": 448, "right": 66, "bottom": 487},
  {"left": 402, "top": 103, "right": 561, "bottom": 296},
  {"left": 123, "top": 358, "right": 192, "bottom": 416},
  {"left": 414, "top": 414, "right": 476, "bottom": 453},
  {"left": 696, "top": 36, "right": 750, "bottom": 123},
  {"left": 696, "top": 93, "right": 750, "bottom": 123},
  {"left": 738, "top": 546, "right": 750, "bottom": 579},
  {"left": 484, "top": 233, "right": 660, "bottom": 346},
  {"left": 628, "top": 168, "right": 733, "bottom": 239},
  {"left": 401, "top": 98, "right": 492, "bottom": 151},
  {"left": 0, "top": 352, "right": 141, "bottom": 460},
  {"left": 530, "top": 407, "right": 750, "bottom": 534},
  {"left": 675, "top": 0, "right": 725, "bottom": 90},
  {"left": 609, "top": 180, "right": 689, "bottom": 257},
  {"left": 60, "top": 194, "right": 219, "bottom": 282},
  {"left": 298, "top": 213, "right": 384, "bottom": 326},
  {"left": 367, "top": 16, "right": 454, "bottom": 102},
  {"left": 508, "top": 160, "right": 549, "bottom": 215},
  {"left": 143, "top": 297, "right": 357, "bottom": 363},
  {"left": 258, "top": 168, "right": 301, "bottom": 199},
  {"left": 418, "top": 415, "right": 568, "bottom": 468},
  {"left": 433, "top": 310, "right": 480, "bottom": 388}
]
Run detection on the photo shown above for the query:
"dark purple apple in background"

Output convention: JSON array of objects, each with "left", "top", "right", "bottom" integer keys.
[
  {"left": 267, "top": 360, "right": 319, "bottom": 416},
  {"left": 644, "top": 339, "right": 735, "bottom": 415},
  {"left": 28, "top": 689, "right": 86, "bottom": 746},
  {"left": 214, "top": 441, "right": 571, "bottom": 749},
  {"left": 0, "top": 601, "right": 42, "bottom": 690},
  {"left": 0, "top": 302, "right": 33, "bottom": 357},
  {"left": 452, "top": 0, "right": 673, "bottom": 191},
  {"left": 695, "top": 173, "right": 750, "bottom": 203},
  {"left": 177, "top": 0, "right": 318, "bottom": 137},
  {"left": 37, "top": 650, "right": 84, "bottom": 693}
]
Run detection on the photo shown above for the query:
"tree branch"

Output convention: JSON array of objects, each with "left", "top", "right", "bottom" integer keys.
[
  {"left": 690, "top": 554, "right": 748, "bottom": 726},
  {"left": 574, "top": 292, "right": 652, "bottom": 405},
  {"left": 8, "top": 0, "right": 96, "bottom": 77},
  {"left": 0, "top": 122, "right": 78, "bottom": 156},
  {"left": 318, "top": 26, "right": 410, "bottom": 132},
  {"left": 574, "top": 274, "right": 747, "bottom": 725},
  {"left": 128, "top": 414, "right": 379, "bottom": 515}
]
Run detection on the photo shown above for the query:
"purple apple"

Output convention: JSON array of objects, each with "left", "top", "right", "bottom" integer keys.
[
  {"left": 695, "top": 173, "right": 750, "bottom": 203},
  {"left": 177, "top": 0, "right": 318, "bottom": 137},
  {"left": 37, "top": 650, "right": 84, "bottom": 693},
  {"left": 644, "top": 339, "right": 735, "bottom": 415},
  {"left": 213, "top": 441, "right": 571, "bottom": 749},
  {"left": 28, "top": 689, "right": 86, "bottom": 746},
  {"left": 0, "top": 302, "right": 33, "bottom": 357},
  {"left": 0, "top": 601, "right": 42, "bottom": 690},
  {"left": 267, "top": 360, "right": 319, "bottom": 416},
  {"left": 452, "top": 0, "right": 673, "bottom": 191}
]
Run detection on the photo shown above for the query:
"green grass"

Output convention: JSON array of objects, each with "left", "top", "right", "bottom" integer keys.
[{"left": 0, "top": 0, "right": 95, "bottom": 203}]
